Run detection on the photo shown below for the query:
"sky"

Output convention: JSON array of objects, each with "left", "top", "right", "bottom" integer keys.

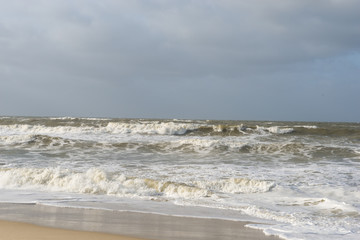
[{"left": 0, "top": 0, "right": 359, "bottom": 122}]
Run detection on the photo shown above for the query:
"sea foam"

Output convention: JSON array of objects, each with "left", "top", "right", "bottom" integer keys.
[
  {"left": 1, "top": 117, "right": 360, "bottom": 240},
  {"left": 0, "top": 167, "right": 275, "bottom": 199}
]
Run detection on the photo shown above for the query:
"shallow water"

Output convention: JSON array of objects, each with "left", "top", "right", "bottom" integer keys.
[{"left": 0, "top": 116, "right": 359, "bottom": 239}]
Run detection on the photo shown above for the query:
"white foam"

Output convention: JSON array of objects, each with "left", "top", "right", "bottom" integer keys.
[
  {"left": 0, "top": 134, "right": 34, "bottom": 145},
  {"left": 212, "top": 124, "right": 245, "bottom": 133},
  {"left": 256, "top": 126, "right": 294, "bottom": 134},
  {"left": 295, "top": 125, "right": 318, "bottom": 129},
  {"left": 0, "top": 122, "right": 298, "bottom": 139},
  {"left": 49, "top": 117, "right": 111, "bottom": 121},
  {"left": 0, "top": 124, "right": 92, "bottom": 137},
  {"left": 1, "top": 119, "right": 360, "bottom": 240},
  {"left": 0, "top": 122, "right": 200, "bottom": 137},
  {"left": 195, "top": 178, "right": 275, "bottom": 194},
  {"left": 1, "top": 162, "right": 359, "bottom": 240},
  {"left": 171, "top": 138, "right": 249, "bottom": 153},
  {"left": 0, "top": 167, "right": 212, "bottom": 199},
  {"left": 105, "top": 122, "right": 199, "bottom": 135},
  {"left": 0, "top": 167, "right": 278, "bottom": 200},
  {"left": 0, "top": 134, "right": 78, "bottom": 149}
]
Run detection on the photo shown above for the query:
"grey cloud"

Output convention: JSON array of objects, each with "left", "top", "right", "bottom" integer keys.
[
  {"left": 0, "top": 0, "right": 359, "bottom": 121},
  {"left": 2, "top": 0, "right": 360, "bottom": 78}
]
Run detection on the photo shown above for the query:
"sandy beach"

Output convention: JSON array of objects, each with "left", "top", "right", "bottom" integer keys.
[
  {"left": 0, "top": 203, "right": 281, "bottom": 240},
  {"left": 0, "top": 220, "right": 146, "bottom": 240}
]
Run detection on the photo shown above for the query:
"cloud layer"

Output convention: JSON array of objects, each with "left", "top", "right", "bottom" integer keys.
[{"left": 1, "top": 0, "right": 359, "bottom": 121}]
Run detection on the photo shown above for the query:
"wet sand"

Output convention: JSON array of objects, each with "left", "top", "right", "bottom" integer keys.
[
  {"left": 0, "top": 220, "right": 146, "bottom": 240},
  {"left": 0, "top": 203, "right": 281, "bottom": 240}
]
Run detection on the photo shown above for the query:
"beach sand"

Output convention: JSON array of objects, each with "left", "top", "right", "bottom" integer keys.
[
  {"left": 0, "top": 220, "right": 146, "bottom": 240},
  {"left": 0, "top": 203, "right": 281, "bottom": 240}
]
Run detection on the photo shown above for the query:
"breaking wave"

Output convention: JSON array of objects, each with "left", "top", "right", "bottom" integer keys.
[
  {"left": 1, "top": 117, "right": 359, "bottom": 138},
  {"left": 105, "top": 122, "right": 198, "bottom": 135},
  {"left": 0, "top": 168, "right": 275, "bottom": 199},
  {"left": 0, "top": 134, "right": 99, "bottom": 150},
  {"left": 256, "top": 126, "right": 294, "bottom": 134},
  {"left": 195, "top": 178, "right": 275, "bottom": 194},
  {"left": 1, "top": 134, "right": 357, "bottom": 159},
  {"left": 0, "top": 120, "right": 302, "bottom": 137}
]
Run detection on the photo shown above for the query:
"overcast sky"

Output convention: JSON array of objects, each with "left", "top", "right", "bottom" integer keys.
[{"left": 1, "top": 0, "right": 359, "bottom": 122}]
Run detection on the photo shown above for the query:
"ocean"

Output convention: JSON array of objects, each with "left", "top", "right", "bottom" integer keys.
[{"left": 0, "top": 116, "right": 359, "bottom": 239}]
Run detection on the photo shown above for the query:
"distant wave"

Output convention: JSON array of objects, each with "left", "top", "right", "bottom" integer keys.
[
  {"left": 1, "top": 133, "right": 358, "bottom": 159},
  {"left": 0, "top": 120, "right": 301, "bottom": 137}
]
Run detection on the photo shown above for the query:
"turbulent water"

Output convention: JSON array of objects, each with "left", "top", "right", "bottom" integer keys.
[{"left": 0, "top": 116, "right": 359, "bottom": 239}]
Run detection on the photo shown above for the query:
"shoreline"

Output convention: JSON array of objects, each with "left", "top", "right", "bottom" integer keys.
[
  {"left": 0, "top": 203, "right": 282, "bottom": 240},
  {"left": 0, "top": 220, "right": 146, "bottom": 240}
]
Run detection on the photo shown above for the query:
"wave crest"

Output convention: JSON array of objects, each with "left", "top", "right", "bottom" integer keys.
[
  {"left": 196, "top": 178, "right": 275, "bottom": 194},
  {"left": 105, "top": 122, "right": 198, "bottom": 135},
  {"left": 0, "top": 168, "right": 274, "bottom": 199}
]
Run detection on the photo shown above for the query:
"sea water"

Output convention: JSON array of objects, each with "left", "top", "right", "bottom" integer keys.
[{"left": 0, "top": 116, "right": 359, "bottom": 239}]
